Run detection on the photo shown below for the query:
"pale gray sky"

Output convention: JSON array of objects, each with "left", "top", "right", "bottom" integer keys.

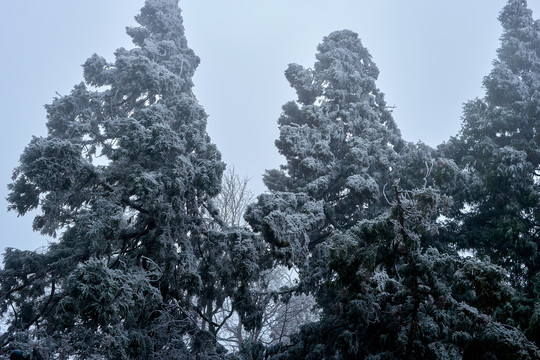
[{"left": 1, "top": 1, "right": 539, "bottom": 254}]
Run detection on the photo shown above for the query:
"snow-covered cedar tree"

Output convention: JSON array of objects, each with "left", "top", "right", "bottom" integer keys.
[
  {"left": 245, "top": 29, "right": 461, "bottom": 267},
  {"left": 247, "top": 19, "right": 538, "bottom": 359},
  {"left": 441, "top": 0, "right": 540, "bottom": 342},
  {"left": 266, "top": 30, "right": 402, "bottom": 221},
  {"left": 1, "top": 1, "right": 263, "bottom": 358},
  {"left": 266, "top": 185, "right": 539, "bottom": 360},
  {"left": 245, "top": 30, "right": 405, "bottom": 268}
]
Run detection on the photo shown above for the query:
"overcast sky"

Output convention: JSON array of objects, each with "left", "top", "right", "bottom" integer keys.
[{"left": 1, "top": 1, "right": 539, "bottom": 255}]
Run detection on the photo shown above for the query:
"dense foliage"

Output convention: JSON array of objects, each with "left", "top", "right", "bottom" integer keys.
[
  {"left": 441, "top": 0, "right": 540, "bottom": 346},
  {"left": 246, "top": 8, "right": 540, "bottom": 357},
  {"left": 1, "top": 0, "right": 263, "bottom": 358},
  {"left": 443, "top": 0, "right": 540, "bottom": 290},
  {"left": 2, "top": 0, "right": 540, "bottom": 359}
]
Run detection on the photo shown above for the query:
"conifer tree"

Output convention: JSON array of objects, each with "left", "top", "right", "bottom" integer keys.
[
  {"left": 250, "top": 23, "right": 540, "bottom": 360},
  {"left": 265, "top": 30, "right": 402, "bottom": 222},
  {"left": 267, "top": 185, "right": 540, "bottom": 360},
  {"left": 442, "top": 0, "right": 540, "bottom": 336},
  {"left": 246, "top": 30, "right": 405, "bottom": 266},
  {"left": 0, "top": 1, "right": 259, "bottom": 358}
]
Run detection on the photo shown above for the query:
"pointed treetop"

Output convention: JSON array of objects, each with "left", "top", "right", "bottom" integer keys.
[
  {"left": 499, "top": 0, "right": 534, "bottom": 32},
  {"left": 285, "top": 30, "right": 383, "bottom": 107},
  {"left": 315, "top": 29, "right": 380, "bottom": 82},
  {"left": 496, "top": 0, "right": 539, "bottom": 72},
  {"left": 128, "top": 0, "right": 189, "bottom": 48}
]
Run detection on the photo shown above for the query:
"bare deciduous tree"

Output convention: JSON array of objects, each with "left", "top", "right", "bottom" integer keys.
[
  {"left": 216, "top": 266, "right": 318, "bottom": 351},
  {"left": 215, "top": 166, "right": 254, "bottom": 227},
  {"left": 212, "top": 168, "right": 318, "bottom": 351}
]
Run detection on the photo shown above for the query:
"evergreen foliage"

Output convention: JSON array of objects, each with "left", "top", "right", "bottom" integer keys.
[
  {"left": 3, "top": 0, "right": 540, "bottom": 359},
  {"left": 443, "top": 0, "right": 540, "bottom": 291},
  {"left": 246, "top": 30, "right": 406, "bottom": 269},
  {"left": 1, "top": 1, "right": 262, "bottom": 358},
  {"left": 248, "top": 3, "right": 540, "bottom": 357},
  {"left": 262, "top": 30, "right": 403, "bottom": 226},
  {"left": 441, "top": 0, "right": 540, "bottom": 344},
  {"left": 266, "top": 185, "right": 538, "bottom": 359}
]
